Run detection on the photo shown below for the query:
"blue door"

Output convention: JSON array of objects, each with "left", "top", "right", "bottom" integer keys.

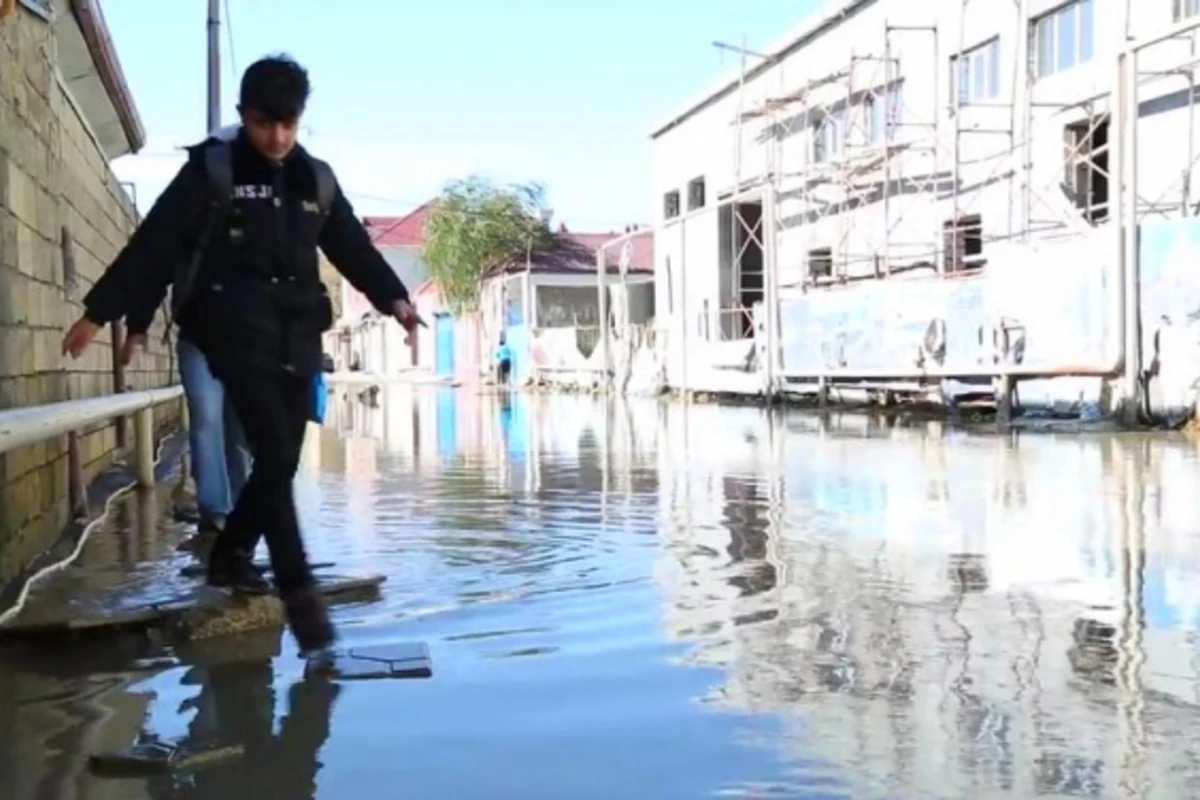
[
  {"left": 505, "top": 324, "right": 529, "bottom": 384},
  {"left": 434, "top": 313, "right": 455, "bottom": 377}
]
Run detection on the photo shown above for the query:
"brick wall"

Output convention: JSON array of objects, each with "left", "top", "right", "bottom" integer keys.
[{"left": 0, "top": 9, "right": 179, "bottom": 583}]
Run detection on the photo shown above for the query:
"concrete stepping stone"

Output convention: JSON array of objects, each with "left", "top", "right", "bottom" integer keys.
[
  {"left": 305, "top": 642, "right": 432, "bottom": 681},
  {"left": 0, "top": 574, "right": 386, "bottom": 639},
  {"left": 177, "top": 561, "right": 336, "bottom": 579},
  {"left": 89, "top": 740, "right": 244, "bottom": 778}
]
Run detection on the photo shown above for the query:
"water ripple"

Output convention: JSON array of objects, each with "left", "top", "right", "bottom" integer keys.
[{"left": 3, "top": 390, "right": 1200, "bottom": 798}]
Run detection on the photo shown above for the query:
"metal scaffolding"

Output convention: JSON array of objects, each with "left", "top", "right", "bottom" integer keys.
[
  {"left": 632, "top": 1, "right": 1200, "bottom": 418},
  {"left": 718, "top": 0, "right": 1163, "bottom": 289},
  {"left": 734, "top": 24, "right": 945, "bottom": 287}
]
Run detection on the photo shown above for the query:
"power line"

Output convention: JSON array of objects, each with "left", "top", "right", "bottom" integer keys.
[
  {"left": 120, "top": 162, "right": 639, "bottom": 228},
  {"left": 344, "top": 193, "right": 645, "bottom": 246},
  {"left": 122, "top": 153, "right": 642, "bottom": 229},
  {"left": 341, "top": 190, "right": 639, "bottom": 231}
]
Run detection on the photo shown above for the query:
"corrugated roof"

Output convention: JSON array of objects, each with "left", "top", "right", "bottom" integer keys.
[
  {"left": 489, "top": 229, "right": 654, "bottom": 276},
  {"left": 65, "top": 0, "right": 147, "bottom": 155}
]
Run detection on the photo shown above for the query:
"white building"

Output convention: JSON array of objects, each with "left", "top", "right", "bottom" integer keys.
[
  {"left": 649, "top": 0, "right": 1200, "bottom": 419},
  {"left": 479, "top": 229, "right": 655, "bottom": 386},
  {"left": 326, "top": 206, "right": 433, "bottom": 375}
]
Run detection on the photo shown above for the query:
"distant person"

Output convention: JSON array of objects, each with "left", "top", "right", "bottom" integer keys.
[
  {"left": 62, "top": 54, "right": 423, "bottom": 655},
  {"left": 495, "top": 334, "right": 512, "bottom": 385}
]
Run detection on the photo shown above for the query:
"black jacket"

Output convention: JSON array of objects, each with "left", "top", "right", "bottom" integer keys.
[{"left": 84, "top": 127, "right": 408, "bottom": 377}]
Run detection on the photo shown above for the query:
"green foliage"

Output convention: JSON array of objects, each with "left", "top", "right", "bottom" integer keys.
[{"left": 421, "top": 176, "right": 554, "bottom": 313}]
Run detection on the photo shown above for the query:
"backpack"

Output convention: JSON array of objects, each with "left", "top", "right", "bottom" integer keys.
[{"left": 168, "top": 140, "right": 336, "bottom": 322}]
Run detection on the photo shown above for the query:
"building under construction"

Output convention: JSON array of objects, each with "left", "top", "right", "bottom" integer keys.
[{"left": 648, "top": 0, "right": 1200, "bottom": 418}]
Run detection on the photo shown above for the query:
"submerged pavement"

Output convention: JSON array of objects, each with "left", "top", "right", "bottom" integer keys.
[{"left": 1, "top": 386, "right": 1200, "bottom": 798}]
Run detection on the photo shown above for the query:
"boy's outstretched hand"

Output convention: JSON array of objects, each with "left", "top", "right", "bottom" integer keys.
[
  {"left": 390, "top": 298, "right": 426, "bottom": 345},
  {"left": 62, "top": 317, "right": 100, "bottom": 359}
]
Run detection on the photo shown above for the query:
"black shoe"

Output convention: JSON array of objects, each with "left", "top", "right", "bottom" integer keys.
[
  {"left": 174, "top": 506, "right": 202, "bottom": 525},
  {"left": 177, "top": 531, "right": 217, "bottom": 555},
  {"left": 177, "top": 516, "right": 223, "bottom": 555},
  {"left": 283, "top": 589, "right": 337, "bottom": 655},
  {"left": 207, "top": 551, "right": 272, "bottom": 595},
  {"left": 197, "top": 515, "right": 226, "bottom": 535}
]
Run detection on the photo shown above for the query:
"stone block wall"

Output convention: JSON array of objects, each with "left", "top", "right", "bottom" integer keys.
[{"left": 0, "top": 8, "right": 180, "bottom": 583}]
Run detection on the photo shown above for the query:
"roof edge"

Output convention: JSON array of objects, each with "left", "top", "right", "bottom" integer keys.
[
  {"left": 365, "top": 200, "right": 434, "bottom": 246},
  {"left": 69, "top": 0, "right": 146, "bottom": 153},
  {"left": 486, "top": 264, "right": 654, "bottom": 278},
  {"left": 648, "top": 0, "right": 876, "bottom": 140}
]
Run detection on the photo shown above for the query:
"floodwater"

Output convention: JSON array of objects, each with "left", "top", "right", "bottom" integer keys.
[{"left": 3, "top": 386, "right": 1200, "bottom": 798}]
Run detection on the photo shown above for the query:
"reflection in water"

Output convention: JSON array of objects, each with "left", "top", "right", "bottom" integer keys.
[
  {"left": 144, "top": 634, "right": 338, "bottom": 800},
  {"left": 5, "top": 388, "right": 1200, "bottom": 797}
]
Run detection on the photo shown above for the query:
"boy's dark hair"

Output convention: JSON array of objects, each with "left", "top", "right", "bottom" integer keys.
[{"left": 239, "top": 55, "right": 310, "bottom": 121}]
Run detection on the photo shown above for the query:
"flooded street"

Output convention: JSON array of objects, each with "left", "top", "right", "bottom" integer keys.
[{"left": 4, "top": 386, "right": 1200, "bottom": 798}]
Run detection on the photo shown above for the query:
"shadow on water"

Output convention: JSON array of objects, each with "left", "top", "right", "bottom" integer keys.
[{"left": 5, "top": 388, "right": 1200, "bottom": 797}]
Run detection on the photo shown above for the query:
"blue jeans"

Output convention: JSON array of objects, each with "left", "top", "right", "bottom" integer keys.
[{"left": 179, "top": 337, "right": 251, "bottom": 522}]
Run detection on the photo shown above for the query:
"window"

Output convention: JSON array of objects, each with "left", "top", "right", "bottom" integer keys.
[
  {"left": 955, "top": 38, "right": 1001, "bottom": 105},
  {"left": 687, "top": 177, "right": 706, "bottom": 210},
  {"left": 812, "top": 108, "right": 844, "bottom": 162},
  {"left": 866, "top": 84, "right": 904, "bottom": 144},
  {"left": 1175, "top": 0, "right": 1200, "bottom": 21},
  {"left": 942, "top": 214, "right": 984, "bottom": 272},
  {"left": 1032, "top": 0, "right": 1094, "bottom": 78},
  {"left": 663, "top": 190, "right": 680, "bottom": 219},
  {"left": 1064, "top": 117, "right": 1110, "bottom": 222},
  {"left": 808, "top": 247, "right": 833, "bottom": 280},
  {"left": 866, "top": 97, "right": 881, "bottom": 144}
]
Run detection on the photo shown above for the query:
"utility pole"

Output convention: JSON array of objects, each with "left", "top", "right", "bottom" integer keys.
[{"left": 207, "top": 0, "right": 221, "bottom": 131}]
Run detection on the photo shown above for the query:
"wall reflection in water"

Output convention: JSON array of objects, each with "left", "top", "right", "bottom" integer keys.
[
  {"left": 306, "top": 387, "right": 1200, "bottom": 796},
  {"left": 7, "top": 387, "right": 1200, "bottom": 798},
  {"left": 657, "top": 410, "right": 1200, "bottom": 798}
]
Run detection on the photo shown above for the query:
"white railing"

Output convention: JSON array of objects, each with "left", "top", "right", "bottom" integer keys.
[
  {"left": 0, "top": 385, "right": 184, "bottom": 629},
  {"left": 0, "top": 386, "right": 184, "bottom": 487}
]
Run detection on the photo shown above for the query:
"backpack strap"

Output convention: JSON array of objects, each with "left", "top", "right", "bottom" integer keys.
[
  {"left": 310, "top": 155, "right": 336, "bottom": 216},
  {"left": 164, "top": 141, "right": 235, "bottom": 338},
  {"left": 203, "top": 140, "right": 235, "bottom": 207}
]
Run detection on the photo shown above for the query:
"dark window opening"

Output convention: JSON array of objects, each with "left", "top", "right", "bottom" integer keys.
[
  {"left": 942, "top": 214, "right": 984, "bottom": 272},
  {"left": 663, "top": 190, "right": 681, "bottom": 219},
  {"left": 536, "top": 285, "right": 600, "bottom": 328},
  {"left": 1064, "top": 116, "right": 1109, "bottom": 223},
  {"left": 687, "top": 177, "right": 706, "bottom": 210},
  {"left": 808, "top": 247, "right": 833, "bottom": 280},
  {"left": 717, "top": 201, "right": 764, "bottom": 339},
  {"left": 811, "top": 117, "right": 828, "bottom": 162}
]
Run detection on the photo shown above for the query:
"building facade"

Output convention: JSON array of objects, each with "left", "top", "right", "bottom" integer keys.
[
  {"left": 0, "top": 0, "right": 179, "bottom": 585},
  {"left": 480, "top": 229, "right": 655, "bottom": 386},
  {"left": 650, "top": 0, "right": 1200, "bottom": 417},
  {"left": 411, "top": 278, "right": 482, "bottom": 382},
  {"left": 327, "top": 205, "right": 433, "bottom": 374}
]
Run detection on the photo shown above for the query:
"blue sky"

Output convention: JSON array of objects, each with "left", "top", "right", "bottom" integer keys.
[{"left": 103, "top": 0, "right": 819, "bottom": 231}]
